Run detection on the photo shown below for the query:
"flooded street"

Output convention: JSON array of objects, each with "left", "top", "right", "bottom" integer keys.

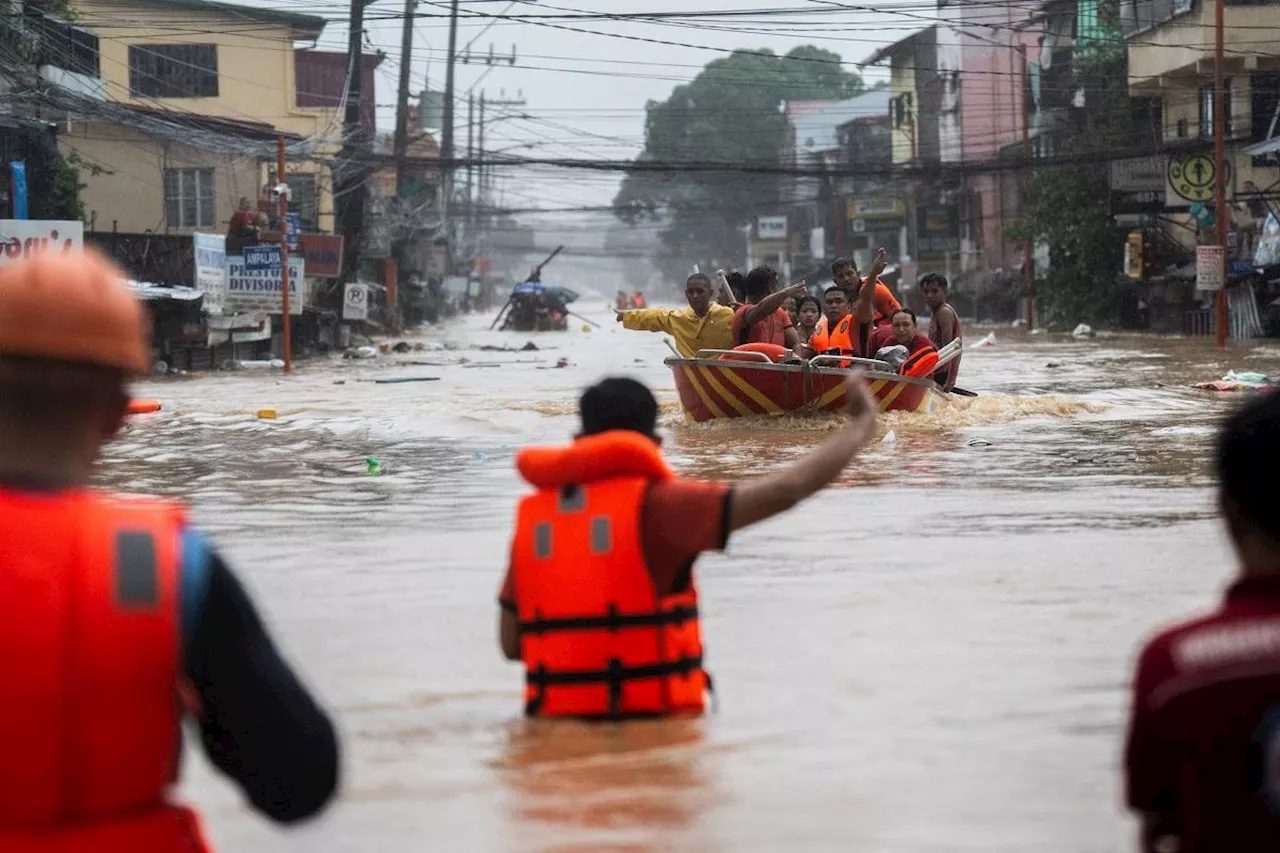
[{"left": 101, "top": 300, "right": 1280, "bottom": 852}]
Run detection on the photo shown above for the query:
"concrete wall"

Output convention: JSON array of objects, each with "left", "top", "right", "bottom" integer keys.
[
  {"left": 1129, "top": 4, "right": 1280, "bottom": 85},
  {"left": 64, "top": 120, "right": 260, "bottom": 234}
]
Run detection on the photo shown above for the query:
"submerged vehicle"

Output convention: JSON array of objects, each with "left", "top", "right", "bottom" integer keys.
[{"left": 498, "top": 281, "right": 580, "bottom": 332}]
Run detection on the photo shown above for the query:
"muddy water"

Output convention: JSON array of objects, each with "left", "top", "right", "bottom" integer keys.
[{"left": 100, "top": 301, "right": 1280, "bottom": 853}]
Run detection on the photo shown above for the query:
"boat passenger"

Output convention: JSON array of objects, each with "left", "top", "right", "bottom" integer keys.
[
  {"left": 1125, "top": 389, "right": 1280, "bottom": 853},
  {"left": 616, "top": 273, "right": 734, "bottom": 358},
  {"left": 723, "top": 270, "right": 747, "bottom": 306},
  {"left": 796, "top": 248, "right": 887, "bottom": 361},
  {"left": 631, "top": 291, "right": 647, "bottom": 309},
  {"left": 615, "top": 291, "right": 630, "bottom": 311},
  {"left": 729, "top": 266, "right": 803, "bottom": 349},
  {"left": 781, "top": 294, "right": 800, "bottom": 329},
  {"left": 0, "top": 250, "right": 338, "bottom": 851},
  {"left": 832, "top": 255, "right": 900, "bottom": 326},
  {"left": 870, "top": 308, "right": 936, "bottom": 356},
  {"left": 922, "top": 273, "right": 963, "bottom": 391},
  {"left": 795, "top": 295, "right": 822, "bottom": 344},
  {"left": 497, "top": 372, "right": 880, "bottom": 718}
]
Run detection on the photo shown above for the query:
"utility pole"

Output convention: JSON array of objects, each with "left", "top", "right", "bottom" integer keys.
[
  {"left": 1214, "top": 0, "right": 1228, "bottom": 348},
  {"left": 477, "top": 93, "right": 485, "bottom": 235},
  {"left": 277, "top": 135, "right": 292, "bottom": 374},
  {"left": 440, "top": 0, "right": 460, "bottom": 245},
  {"left": 1020, "top": 44, "right": 1034, "bottom": 331},
  {"left": 479, "top": 91, "right": 527, "bottom": 237},
  {"left": 466, "top": 93, "right": 474, "bottom": 234},
  {"left": 335, "top": 0, "right": 368, "bottom": 283},
  {"left": 389, "top": 0, "right": 416, "bottom": 332}
]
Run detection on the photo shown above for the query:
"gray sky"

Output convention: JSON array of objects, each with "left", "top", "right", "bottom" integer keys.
[{"left": 272, "top": 0, "right": 924, "bottom": 225}]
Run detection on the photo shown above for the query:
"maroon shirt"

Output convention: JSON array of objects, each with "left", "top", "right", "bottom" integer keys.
[
  {"left": 868, "top": 325, "right": 932, "bottom": 356},
  {"left": 928, "top": 303, "right": 962, "bottom": 390},
  {"left": 1125, "top": 574, "right": 1280, "bottom": 852}
]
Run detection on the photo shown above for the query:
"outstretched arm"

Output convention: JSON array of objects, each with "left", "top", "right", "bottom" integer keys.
[
  {"left": 729, "top": 374, "right": 878, "bottom": 530},
  {"left": 184, "top": 550, "right": 340, "bottom": 824},
  {"left": 855, "top": 248, "right": 887, "bottom": 324},
  {"left": 618, "top": 308, "right": 675, "bottom": 333},
  {"left": 743, "top": 282, "right": 806, "bottom": 329}
]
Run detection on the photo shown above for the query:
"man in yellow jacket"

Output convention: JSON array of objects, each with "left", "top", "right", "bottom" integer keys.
[{"left": 615, "top": 273, "right": 734, "bottom": 357}]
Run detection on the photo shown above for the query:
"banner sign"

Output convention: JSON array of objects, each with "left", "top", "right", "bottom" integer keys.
[
  {"left": 226, "top": 254, "right": 305, "bottom": 315},
  {"left": 192, "top": 232, "right": 226, "bottom": 314},
  {"left": 260, "top": 232, "right": 344, "bottom": 278},
  {"left": 0, "top": 220, "right": 82, "bottom": 266}
]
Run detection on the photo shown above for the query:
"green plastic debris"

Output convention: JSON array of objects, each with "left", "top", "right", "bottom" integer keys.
[{"left": 365, "top": 456, "right": 383, "bottom": 476}]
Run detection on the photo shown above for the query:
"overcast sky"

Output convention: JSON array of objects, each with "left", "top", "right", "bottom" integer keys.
[{"left": 264, "top": 0, "right": 929, "bottom": 228}]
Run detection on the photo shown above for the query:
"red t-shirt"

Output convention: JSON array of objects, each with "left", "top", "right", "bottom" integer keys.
[
  {"left": 731, "top": 305, "right": 792, "bottom": 347},
  {"left": 499, "top": 480, "right": 733, "bottom": 609},
  {"left": 1125, "top": 575, "right": 1280, "bottom": 852}
]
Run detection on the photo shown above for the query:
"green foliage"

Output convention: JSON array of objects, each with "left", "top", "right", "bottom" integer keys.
[
  {"left": 1009, "top": 50, "right": 1132, "bottom": 329},
  {"left": 24, "top": 139, "right": 99, "bottom": 221},
  {"left": 613, "top": 46, "right": 862, "bottom": 277}
]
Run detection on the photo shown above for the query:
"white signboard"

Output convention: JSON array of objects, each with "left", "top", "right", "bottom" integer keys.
[
  {"left": 810, "top": 226, "right": 826, "bottom": 256},
  {"left": 0, "top": 220, "right": 83, "bottom": 267},
  {"left": 225, "top": 254, "right": 305, "bottom": 315},
  {"left": 758, "top": 216, "right": 787, "bottom": 240},
  {"left": 1197, "top": 245, "right": 1225, "bottom": 292},
  {"left": 192, "top": 232, "right": 226, "bottom": 314},
  {"left": 343, "top": 283, "right": 368, "bottom": 321}
]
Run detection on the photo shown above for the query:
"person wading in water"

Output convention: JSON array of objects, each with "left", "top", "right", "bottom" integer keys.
[
  {"left": 1125, "top": 389, "right": 1280, "bottom": 853},
  {"left": 0, "top": 250, "right": 339, "bottom": 851},
  {"left": 497, "top": 373, "right": 879, "bottom": 718}
]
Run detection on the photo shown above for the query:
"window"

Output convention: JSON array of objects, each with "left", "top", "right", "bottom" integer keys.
[
  {"left": 129, "top": 44, "right": 218, "bottom": 98},
  {"left": 1199, "top": 78, "right": 1233, "bottom": 137},
  {"left": 163, "top": 168, "right": 215, "bottom": 229},
  {"left": 31, "top": 12, "right": 99, "bottom": 77}
]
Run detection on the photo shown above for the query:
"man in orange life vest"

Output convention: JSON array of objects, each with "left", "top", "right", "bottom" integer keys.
[
  {"left": 497, "top": 373, "right": 879, "bottom": 718},
  {"left": 1125, "top": 389, "right": 1280, "bottom": 853},
  {"left": 0, "top": 250, "right": 338, "bottom": 851},
  {"left": 831, "top": 254, "right": 899, "bottom": 326},
  {"left": 795, "top": 248, "right": 888, "bottom": 362}
]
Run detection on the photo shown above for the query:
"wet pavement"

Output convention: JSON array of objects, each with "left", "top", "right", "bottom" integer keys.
[{"left": 101, "top": 299, "right": 1280, "bottom": 852}]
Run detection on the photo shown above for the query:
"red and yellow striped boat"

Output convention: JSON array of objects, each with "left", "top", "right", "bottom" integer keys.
[{"left": 664, "top": 350, "right": 951, "bottom": 422}]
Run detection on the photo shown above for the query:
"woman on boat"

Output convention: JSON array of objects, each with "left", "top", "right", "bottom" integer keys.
[
  {"left": 871, "top": 308, "right": 935, "bottom": 356},
  {"left": 795, "top": 295, "right": 822, "bottom": 345}
]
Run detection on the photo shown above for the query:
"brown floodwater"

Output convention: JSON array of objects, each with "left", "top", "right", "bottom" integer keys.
[{"left": 98, "top": 300, "right": 1280, "bottom": 852}]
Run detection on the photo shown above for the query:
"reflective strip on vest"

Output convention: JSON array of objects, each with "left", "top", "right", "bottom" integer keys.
[
  {"left": 115, "top": 531, "right": 159, "bottom": 610},
  {"left": 533, "top": 522, "right": 552, "bottom": 559},
  {"left": 590, "top": 516, "right": 612, "bottom": 555}
]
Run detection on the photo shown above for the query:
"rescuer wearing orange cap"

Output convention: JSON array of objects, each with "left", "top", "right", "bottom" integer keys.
[{"left": 0, "top": 249, "right": 339, "bottom": 850}]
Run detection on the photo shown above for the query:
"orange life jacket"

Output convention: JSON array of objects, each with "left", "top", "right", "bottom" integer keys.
[
  {"left": 809, "top": 315, "right": 863, "bottom": 363},
  {"left": 900, "top": 347, "right": 939, "bottom": 378},
  {"left": 0, "top": 488, "right": 211, "bottom": 853},
  {"left": 631, "top": 294, "right": 647, "bottom": 309},
  {"left": 511, "top": 431, "right": 709, "bottom": 719}
]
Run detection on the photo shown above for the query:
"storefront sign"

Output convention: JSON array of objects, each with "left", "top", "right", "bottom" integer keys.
[
  {"left": 1168, "top": 154, "right": 1231, "bottom": 206},
  {"left": 260, "top": 233, "right": 345, "bottom": 278},
  {"left": 1110, "top": 156, "right": 1166, "bottom": 213},
  {"left": 0, "top": 219, "right": 82, "bottom": 267},
  {"left": 846, "top": 196, "right": 905, "bottom": 219},
  {"left": 915, "top": 206, "right": 960, "bottom": 259},
  {"left": 226, "top": 254, "right": 305, "bottom": 315},
  {"left": 757, "top": 216, "right": 787, "bottom": 240},
  {"left": 1196, "top": 245, "right": 1224, "bottom": 291},
  {"left": 243, "top": 245, "right": 282, "bottom": 272},
  {"left": 193, "top": 233, "right": 226, "bottom": 314}
]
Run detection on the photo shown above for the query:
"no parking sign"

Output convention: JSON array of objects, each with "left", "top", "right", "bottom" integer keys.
[{"left": 343, "top": 283, "right": 368, "bottom": 320}]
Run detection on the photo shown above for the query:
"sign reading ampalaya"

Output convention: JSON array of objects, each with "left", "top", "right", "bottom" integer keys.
[
  {"left": 225, "top": 254, "right": 306, "bottom": 315},
  {"left": 0, "top": 220, "right": 83, "bottom": 266}
]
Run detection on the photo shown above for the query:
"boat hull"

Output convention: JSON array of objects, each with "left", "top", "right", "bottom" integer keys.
[{"left": 664, "top": 356, "right": 949, "bottom": 421}]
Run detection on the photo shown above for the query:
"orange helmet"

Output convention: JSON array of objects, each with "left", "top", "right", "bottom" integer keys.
[{"left": 0, "top": 247, "right": 150, "bottom": 373}]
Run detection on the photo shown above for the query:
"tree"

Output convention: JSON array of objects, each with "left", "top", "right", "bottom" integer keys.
[
  {"left": 613, "top": 47, "right": 862, "bottom": 279},
  {"left": 1008, "top": 39, "right": 1132, "bottom": 328}
]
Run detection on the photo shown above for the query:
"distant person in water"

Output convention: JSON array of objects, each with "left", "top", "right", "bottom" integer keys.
[{"left": 616, "top": 273, "right": 734, "bottom": 357}]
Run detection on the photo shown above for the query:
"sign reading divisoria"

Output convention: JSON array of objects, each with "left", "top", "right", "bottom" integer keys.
[{"left": 225, "top": 254, "right": 306, "bottom": 315}]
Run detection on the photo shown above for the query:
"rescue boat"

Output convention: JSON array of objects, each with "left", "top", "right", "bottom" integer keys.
[{"left": 663, "top": 343, "right": 959, "bottom": 422}]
